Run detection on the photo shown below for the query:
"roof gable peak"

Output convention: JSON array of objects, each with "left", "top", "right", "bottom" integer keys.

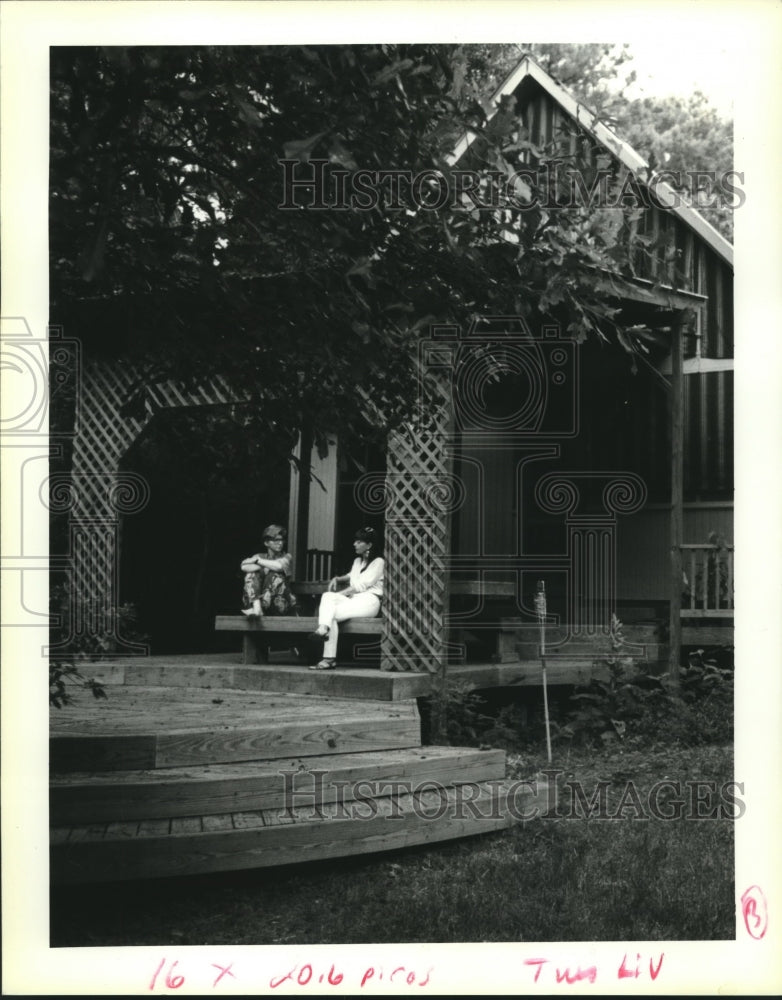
[{"left": 453, "top": 52, "right": 733, "bottom": 268}]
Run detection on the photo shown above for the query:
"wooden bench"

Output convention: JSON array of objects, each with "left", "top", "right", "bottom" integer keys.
[{"left": 214, "top": 615, "right": 384, "bottom": 665}]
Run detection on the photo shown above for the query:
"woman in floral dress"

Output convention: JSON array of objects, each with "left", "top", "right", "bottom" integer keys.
[{"left": 240, "top": 524, "right": 299, "bottom": 617}]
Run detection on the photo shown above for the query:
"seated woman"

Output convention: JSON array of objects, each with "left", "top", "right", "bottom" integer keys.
[
  {"left": 309, "top": 527, "right": 383, "bottom": 670},
  {"left": 240, "top": 524, "right": 299, "bottom": 617}
]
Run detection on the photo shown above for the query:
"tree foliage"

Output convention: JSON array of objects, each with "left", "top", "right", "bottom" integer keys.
[
  {"left": 51, "top": 44, "right": 710, "bottom": 455},
  {"left": 617, "top": 91, "right": 733, "bottom": 240},
  {"left": 465, "top": 42, "right": 639, "bottom": 109},
  {"left": 466, "top": 43, "right": 733, "bottom": 239}
]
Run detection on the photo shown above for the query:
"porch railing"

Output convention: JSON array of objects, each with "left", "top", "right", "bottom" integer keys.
[
  {"left": 305, "top": 548, "right": 334, "bottom": 582},
  {"left": 681, "top": 543, "right": 734, "bottom": 617}
]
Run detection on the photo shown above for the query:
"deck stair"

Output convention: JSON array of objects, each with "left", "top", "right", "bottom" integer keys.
[{"left": 50, "top": 676, "right": 551, "bottom": 884}]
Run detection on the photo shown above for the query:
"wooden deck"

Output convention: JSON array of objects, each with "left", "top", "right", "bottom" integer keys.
[
  {"left": 82, "top": 632, "right": 665, "bottom": 703},
  {"left": 50, "top": 664, "right": 552, "bottom": 884},
  {"left": 51, "top": 618, "right": 702, "bottom": 884}
]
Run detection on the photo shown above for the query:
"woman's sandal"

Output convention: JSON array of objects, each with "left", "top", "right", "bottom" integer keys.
[{"left": 309, "top": 658, "right": 337, "bottom": 671}]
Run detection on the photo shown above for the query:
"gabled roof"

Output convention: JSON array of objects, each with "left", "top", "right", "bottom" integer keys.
[{"left": 449, "top": 53, "right": 733, "bottom": 269}]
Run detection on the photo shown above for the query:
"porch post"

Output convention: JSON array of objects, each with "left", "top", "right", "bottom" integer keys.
[
  {"left": 668, "top": 315, "right": 685, "bottom": 686},
  {"left": 381, "top": 372, "right": 454, "bottom": 675},
  {"left": 292, "top": 427, "right": 313, "bottom": 580}
]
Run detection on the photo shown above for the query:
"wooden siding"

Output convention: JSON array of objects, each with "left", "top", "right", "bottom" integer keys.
[
  {"left": 450, "top": 78, "right": 734, "bottom": 603},
  {"left": 685, "top": 370, "right": 733, "bottom": 497},
  {"left": 306, "top": 436, "right": 338, "bottom": 552},
  {"left": 514, "top": 81, "right": 733, "bottom": 343},
  {"left": 616, "top": 504, "right": 733, "bottom": 602},
  {"left": 513, "top": 79, "right": 733, "bottom": 502}
]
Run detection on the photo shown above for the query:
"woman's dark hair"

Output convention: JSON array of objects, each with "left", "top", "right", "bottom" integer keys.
[{"left": 354, "top": 526, "right": 383, "bottom": 555}]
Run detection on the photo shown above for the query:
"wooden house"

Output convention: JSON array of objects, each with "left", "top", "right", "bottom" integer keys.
[
  {"left": 50, "top": 51, "right": 734, "bottom": 885},
  {"left": 59, "top": 53, "right": 733, "bottom": 678},
  {"left": 274, "top": 54, "right": 734, "bottom": 673}
]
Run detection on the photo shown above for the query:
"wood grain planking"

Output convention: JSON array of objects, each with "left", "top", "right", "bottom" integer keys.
[
  {"left": 50, "top": 747, "right": 504, "bottom": 824},
  {"left": 202, "top": 813, "right": 235, "bottom": 832},
  {"left": 258, "top": 807, "right": 295, "bottom": 827},
  {"left": 230, "top": 665, "right": 431, "bottom": 701},
  {"left": 89, "top": 653, "right": 241, "bottom": 669},
  {"left": 170, "top": 816, "right": 203, "bottom": 834},
  {"left": 51, "top": 780, "right": 552, "bottom": 883},
  {"left": 104, "top": 820, "right": 140, "bottom": 839},
  {"left": 290, "top": 803, "right": 325, "bottom": 823},
  {"left": 83, "top": 656, "right": 431, "bottom": 701},
  {"left": 154, "top": 716, "right": 421, "bottom": 767},
  {"left": 231, "top": 810, "right": 266, "bottom": 830},
  {"left": 123, "top": 665, "right": 238, "bottom": 689},
  {"left": 53, "top": 713, "right": 422, "bottom": 772},
  {"left": 53, "top": 684, "right": 419, "bottom": 712},
  {"left": 83, "top": 663, "right": 126, "bottom": 685},
  {"left": 53, "top": 698, "right": 350, "bottom": 731},
  {"left": 51, "top": 686, "right": 419, "bottom": 736},
  {"left": 67, "top": 823, "right": 108, "bottom": 842},
  {"left": 50, "top": 745, "right": 498, "bottom": 786},
  {"left": 137, "top": 818, "right": 172, "bottom": 836},
  {"left": 681, "top": 625, "right": 734, "bottom": 645},
  {"left": 215, "top": 615, "right": 383, "bottom": 635},
  {"left": 490, "top": 660, "right": 612, "bottom": 687}
]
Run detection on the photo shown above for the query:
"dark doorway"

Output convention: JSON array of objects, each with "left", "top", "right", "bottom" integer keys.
[{"left": 119, "top": 407, "right": 295, "bottom": 652}]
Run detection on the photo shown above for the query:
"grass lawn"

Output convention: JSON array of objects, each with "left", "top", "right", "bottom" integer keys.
[{"left": 50, "top": 741, "right": 735, "bottom": 945}]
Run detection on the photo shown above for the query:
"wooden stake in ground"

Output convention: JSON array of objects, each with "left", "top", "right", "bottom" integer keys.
[{"left": 535, "top": 580, "right": 552, "bottom": 764}]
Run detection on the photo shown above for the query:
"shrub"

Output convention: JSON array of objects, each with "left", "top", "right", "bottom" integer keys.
[
  {"left": 423, "top": 620, "right": 733, "bottom": 753},
  {"left": 423, "top": 680, "right": 493, "bottom": 746},
  {"left": 562, "top": 622, "right": 734, "bottom": 748}
]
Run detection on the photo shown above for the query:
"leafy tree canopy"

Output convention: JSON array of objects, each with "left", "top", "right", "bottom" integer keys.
[{"left": 51, "top": 44, "right": 721, "bottom": 454}]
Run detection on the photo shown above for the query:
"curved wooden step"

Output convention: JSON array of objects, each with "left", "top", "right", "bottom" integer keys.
[
  {"left": 51, "top": 776, "right": 553, "bottom": 884},
  {"left": 50, "top": 746, "right": 506, "bottom": 824}
]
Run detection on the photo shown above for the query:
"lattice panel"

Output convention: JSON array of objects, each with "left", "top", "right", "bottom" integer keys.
[
  {"left": 67, "top": 359, "right": 455, "bottom": 671},
  {"left": 62, "top": 362, "right": 249, "bottom": 651},
  {"left": 381, "top": 393, "right": 454, "bottom": 673}
]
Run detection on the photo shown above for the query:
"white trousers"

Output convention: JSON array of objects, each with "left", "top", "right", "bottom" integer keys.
[{"left": 317, "top": 591, "right": 381, "bottom": 659}]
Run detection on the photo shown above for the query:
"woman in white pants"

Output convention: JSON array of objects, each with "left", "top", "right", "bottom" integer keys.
[{"left": 309, "top": 527, "right": 384, "bottom": 670}]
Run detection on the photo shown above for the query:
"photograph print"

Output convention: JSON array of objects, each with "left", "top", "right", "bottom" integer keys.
[{"left": 44, "top": 36, "right": 741, "bottom": 959}]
